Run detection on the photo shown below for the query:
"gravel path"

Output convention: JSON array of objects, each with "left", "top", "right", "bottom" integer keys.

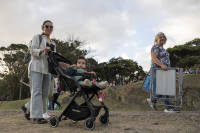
[{"left": 0, "top": 110, "right": 200, "bottom": 133}]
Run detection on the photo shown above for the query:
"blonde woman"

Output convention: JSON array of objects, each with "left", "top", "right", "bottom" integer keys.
[{"left": 147, "top": 32, "right": 180, "bottom": 113}]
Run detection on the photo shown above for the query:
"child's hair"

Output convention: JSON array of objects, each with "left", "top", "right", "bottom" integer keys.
[{"left": 75, "top": 55, "right": 87, "bottom": 65}]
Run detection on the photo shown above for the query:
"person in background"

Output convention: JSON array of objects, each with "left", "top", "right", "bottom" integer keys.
[
  {"left": 109, "top": 83, "right": 113, "bottom": 87},
  {"left": 113, "top": 81, "right": 115, "bottom": 86},
  {"left": 188, "top": 68, "right": 194, "bottom": 74},
  {"left": 183, "top": 68, "right": 189, "bottom": 75},
  {"left": 52, "top": 78, "right": 62, "bottom": 110},
  {"left": 196, "top": 68, "right": 200, "bottom": 74},
  {"left": 1, "top": 95, "right": 5, "bottom": 104},
  {"left": 133, "top": 77, "right": 137, "bottom": 83},
  {"left": 123, "top": 81, "right": 126, "bottom": 85},
  {"left": 48, "top": 98, "right": 53, "bottom": 110},
  {"left": 6, "top": 96, "right": 9, "bottom": 102},
  {"left": 137, "top": 76, "right": 143, "bottom": 82},
  {"left": 107, "top": 83, "right": 109, "bottom": 87}
]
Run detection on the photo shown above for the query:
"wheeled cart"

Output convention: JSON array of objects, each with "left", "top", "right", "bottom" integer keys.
[{"left": 143, "top": 68, "right": 183, "bottom": 108}]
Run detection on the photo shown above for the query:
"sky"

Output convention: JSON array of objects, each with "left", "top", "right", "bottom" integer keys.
[{"left": 0, "top": 0, "right": 199, "bottom": 72}]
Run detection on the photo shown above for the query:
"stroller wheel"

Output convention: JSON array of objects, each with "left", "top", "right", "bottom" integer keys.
[
  {"left": 49, "top": 115, "right": 59, "bottom": 128},
  {"left": 70, "top": 119, "right": 77, "bottom": 123},
  {"left": 84, "top": 118, "right": 95, "bottom": 130},
  {"left": 99, "top": 115, "right": 109, "bottom": 126}
]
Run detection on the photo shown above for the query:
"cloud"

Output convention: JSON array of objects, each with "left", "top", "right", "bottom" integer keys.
[
  {"left": 145, "top": 44, "right": 152, "bottom": 53},
  {"left": 123, "top": 42, "right": 138, "bottom": 47},
  {"left": 0, "top": 0, "right": 199, "bottom": 72},
  {"left": 121, "top": 53, "right": 130, "bottom": 59}
]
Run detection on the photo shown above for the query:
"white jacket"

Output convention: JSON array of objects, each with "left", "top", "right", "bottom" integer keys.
[{"left": 28, "top": 34, "right": 56, "bottom": 75}]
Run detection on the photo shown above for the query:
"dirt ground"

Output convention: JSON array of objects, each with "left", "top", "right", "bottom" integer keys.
[{"left": 0, "top": 110, "right": 200, "bottom": 133}]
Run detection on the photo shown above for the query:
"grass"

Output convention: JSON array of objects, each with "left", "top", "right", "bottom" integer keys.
[{"left": 0, "top": 74, "right": 200, "bottom": 111}]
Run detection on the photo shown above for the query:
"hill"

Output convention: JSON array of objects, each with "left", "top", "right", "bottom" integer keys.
[{"left": 0, "top": 74, "right": 200, "bottom": 111}]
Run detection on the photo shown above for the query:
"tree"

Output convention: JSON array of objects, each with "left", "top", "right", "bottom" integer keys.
[
  {"left": 0, "top": 35, "right": 92, "bottom": 100},
  {"left": 167, "top": 38, "right": 200, "bottom": 68},
  {"left": 0, "top": 44, "right": 29, "bottom": 100}
]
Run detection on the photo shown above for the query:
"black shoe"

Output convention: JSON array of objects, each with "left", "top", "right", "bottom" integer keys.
[
  {"left": 22, "top": 105, "right": 30, "bottom": 120},
  {"left": 33, "top": 118, "right": 47, "bottom": 124}
]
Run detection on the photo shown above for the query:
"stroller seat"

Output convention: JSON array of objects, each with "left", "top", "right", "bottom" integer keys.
[{"left": 47, "top": 51, "right": 109, "bottom": 130}]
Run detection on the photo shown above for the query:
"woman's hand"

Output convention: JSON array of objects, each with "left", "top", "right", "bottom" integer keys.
[
  {"left": 44, "top": 47, "right": 51, "bottom": 53},
  {"left": 91, "top": 71, "right": 96, "bottom": 77},
  {"left": 40, "top": 47, "right": 51, "bottom": 54},
  {"left": 161, "top": 65, "right": 168, "bottom": 70}
]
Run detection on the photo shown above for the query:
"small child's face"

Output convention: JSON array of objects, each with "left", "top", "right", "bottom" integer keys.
[{"left": 77, "top": 59, "right": 86, "bottom": 69}]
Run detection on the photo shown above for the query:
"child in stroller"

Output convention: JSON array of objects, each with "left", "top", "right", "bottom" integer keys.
[
  {"left": 48, "top": 52, "right": 109, "bottom": 130},
  {"left": 59, "top": 55, "right": 108, "bottom": 88}
]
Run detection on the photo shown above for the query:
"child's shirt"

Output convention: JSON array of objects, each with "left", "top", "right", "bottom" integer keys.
[{"left": 65, "top": 67, "right": 88, "bottom": 85}]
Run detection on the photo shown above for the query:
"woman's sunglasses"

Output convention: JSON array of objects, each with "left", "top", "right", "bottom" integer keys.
[{"left": 44, "top": 25, "right": 53, "bottom": 29}]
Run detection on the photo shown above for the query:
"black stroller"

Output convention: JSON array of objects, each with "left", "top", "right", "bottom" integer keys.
[{"left": 47, "top": 51, "right": 109, "bottom": 130}]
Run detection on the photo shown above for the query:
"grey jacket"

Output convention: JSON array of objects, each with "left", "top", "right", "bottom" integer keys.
[{"left": 28, "top": 34, "right": 56, "bottom": 75}]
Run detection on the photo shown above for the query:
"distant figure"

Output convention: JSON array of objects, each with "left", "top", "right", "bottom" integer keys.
[
  {"left": 133, "top": 77, "right": 137, "bottom": 83},
  {"left": 123, "top": 81, "right": 126, "bottom": 85},
  {"left": 188, "top": 68, "right": 194, "bottom": 74},
  {"left": 183, "top": 68, "right": 189, "bottom": 74},
  {"left": 112, "top": 81, "right": 115, "bottom": 86},
  {"left": 137, "top": 76, "right": 143, "bottom": 82},
  {"left": 52, "top": 78, "right": 62, "bottom": 110},
  {"left": 109, "top": 83, "right": 113, "bottom": 87},
  {"left": 196, "top": 68, "right": 200, "bottom": 74},
  {"left": 1, "top": 95, "right": 5, "bottom": 104},
  {"left": 6, "top": 96, "right": 9, "bottom": 102}
]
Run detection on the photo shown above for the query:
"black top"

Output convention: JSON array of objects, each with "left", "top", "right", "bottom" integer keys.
[{"left": 46, "top": 42, "right": 55, "bottom": 51}]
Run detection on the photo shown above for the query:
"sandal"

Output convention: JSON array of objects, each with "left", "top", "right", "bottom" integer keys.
[
  {"left": 33, "top": 118, "right": 47, "bottom": 124},
  {"left": 21, "top": 105, "right": 30, "bottom": 120}
]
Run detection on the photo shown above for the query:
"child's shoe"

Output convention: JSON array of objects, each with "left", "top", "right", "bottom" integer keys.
[
  {"left": 97, "top": 81, "right": 108, "bottom": 88},
  {"left": 83, "top": 79, "right": 92, "bottom": 87}
]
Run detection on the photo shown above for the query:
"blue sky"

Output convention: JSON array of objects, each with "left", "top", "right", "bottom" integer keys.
[{"left": 0, "top": 0, "right": 199, "bottom": 72}]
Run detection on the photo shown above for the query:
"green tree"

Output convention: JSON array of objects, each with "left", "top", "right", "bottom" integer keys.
[
  {"left": 0, "top": 35, "right": 91, "bottom": 100},
  {"left": 167, "top": 38, "right": 200, "bottom": 68},
  {"left": 0, "top": 44, "right": 29, "bottom": 100}
]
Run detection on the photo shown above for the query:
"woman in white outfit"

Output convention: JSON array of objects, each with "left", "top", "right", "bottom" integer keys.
[{"left": 22, "top": 20, "right": 56, "bottom": 124}]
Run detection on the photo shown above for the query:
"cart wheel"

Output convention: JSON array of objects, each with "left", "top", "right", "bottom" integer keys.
[
  {"left": 70, "top": 119, "right": 77, "bottom": 123},
  {"left": 49, "top": 115, "right": 59, "bottom": 128},
  {"left": 84, "top": 118, "right": 95, "bottom": 130},
  {"left": 99, "top": 115, "right": 109, "bottom": 126}
]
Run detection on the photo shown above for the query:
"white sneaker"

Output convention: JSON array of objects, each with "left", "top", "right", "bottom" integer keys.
[
  {"left": 43, "top": 112, "right": 50, "bottom": 119},
  {"left": 164, "top": 107, "right": 180, "bottom": 113},
  {"left": 97, "top": 81, "right": 108, "bottom": 88},
  {"left": 83, "top": 79, "right": 92, "bottom": 87}
]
